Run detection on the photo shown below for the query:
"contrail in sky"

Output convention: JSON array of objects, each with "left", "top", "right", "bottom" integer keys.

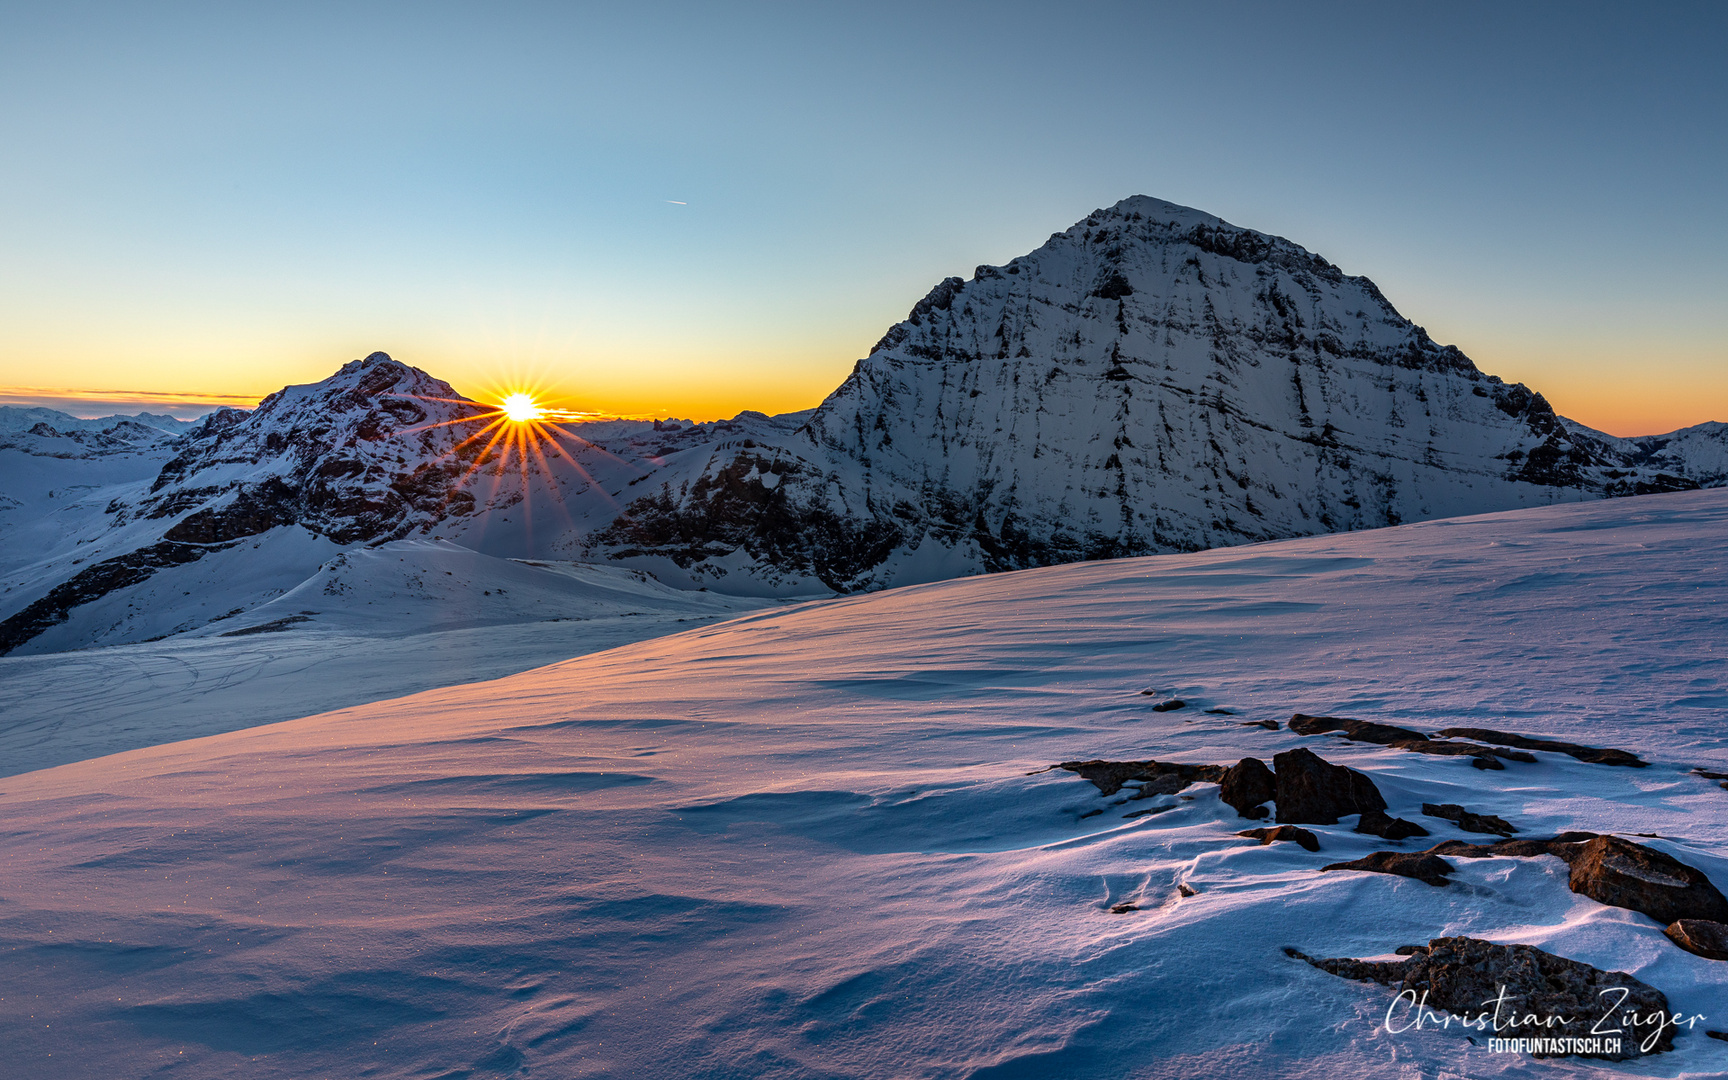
[{"left": 665, "top": 200, "right": 687, "bottom": 205}]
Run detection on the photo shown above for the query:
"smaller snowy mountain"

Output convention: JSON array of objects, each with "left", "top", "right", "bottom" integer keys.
[{"left": 0, "top": 354, "right": 807, "bottom": 655}]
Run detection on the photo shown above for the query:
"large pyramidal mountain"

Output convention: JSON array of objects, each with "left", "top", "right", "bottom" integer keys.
[{"left": 594, "top": 196, "right": 1722, "bottom": 591}]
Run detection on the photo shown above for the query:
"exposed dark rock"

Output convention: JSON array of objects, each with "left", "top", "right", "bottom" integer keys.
[
  {"left": 1436, "top": 727, "right": 1647, "bottom": 768},
  {"left": 1109, "top": 902, "right": 1139, "bottom": 914},
  {"left": 1288, "top": 713, "right": 1426, "bottom": 745},
  {"left": 1564, "top": 836, "right": 1728, "bottom": 927},
  {"left": 1422, "top": 802, "right": 1518, "bottom": 837},
  {"left": 1321, "top": 850, "right": 1454, "bottom": 886},
  {"left": 1054, "top": 758, "right": 1226, "bottom": 797},
  {"left": 1218, "top": 757, "right": 1277, "bottom": 819},
  {"left": 595, "top": 452, "right": 905, "bottom": 591},
  {"left": 218, "top": 614, "right": 313, "bottom": 637},
  {"left": 1290, "top": 936, "right": 1675, "bottom": 1058},
  {"left": 1354, "top": 809, "right": 1430, "bottom": 840},
  {"left": 1427, "top": 836, "right": 1579, "bottom": 859},
  {"left": 1177, "top": 883, "right": 1197, "bottom": 897},
  {"left": 1289, "top": 713, "right": 1533, "bottom": 767},
  {"left": 1150, "top": 699, "right": 1186, "bottom": 712},
  {"left": 1239, "top": 825, "right": 1319, "bottom": 852},
  {"left": 1664, "top": 919, "right": 1728, "bottom": 961},
  {"left": 1240, "top": 719, "right": 1280, "bottom": 730},
  {"left": 1123, "top": 804, "right": 1178, "bottom": 820},
  {"left": 1272, "top": 748, "right": 1386, "bottom": 825},
  {"left": 1433, "top": 833, "right": 1728, "bottom": 925},
  {"left": 1693, "top": 768, "right": 1728, "bottom": 781},
  {"left": 0, "top": 540, "right": 232, "bottom": 656}
]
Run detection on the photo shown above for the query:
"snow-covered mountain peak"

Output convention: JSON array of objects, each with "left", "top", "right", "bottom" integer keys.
[
  {"left": 133, "top": 351, "right": 495, "bottom": 544},
  {"left": 603, "top": 197, "right": 1717, "bottom": 592}
]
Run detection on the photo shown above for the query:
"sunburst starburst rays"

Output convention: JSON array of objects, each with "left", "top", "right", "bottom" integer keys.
[{"left": 381, "top": 388, "right": 653, "bottom": 544}]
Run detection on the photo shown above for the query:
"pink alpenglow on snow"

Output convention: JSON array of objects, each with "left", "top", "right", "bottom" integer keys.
[{"left": 2, "top": 489, "right": 1727, "bottom": 1076}]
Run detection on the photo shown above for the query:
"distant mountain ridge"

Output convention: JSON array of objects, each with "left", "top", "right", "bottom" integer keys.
[
  {"left": 0, "top": 405, "right": 196, "bottom": 458},
  {"left": 1, "top": 195, "right": 1724, "bottom": 653},
  {"left": 0, "top": 405, "right": 196, "bottom": 436}
]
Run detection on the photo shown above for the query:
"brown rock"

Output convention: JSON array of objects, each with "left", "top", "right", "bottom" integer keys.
[
  {"left": 1422, "top": 802, "right": 1518, "bottom": 837},
  {"left": 1239, "top": 719, "right": 1280, "bottom": 730},
  {"left": 1272, "top": 747, "right": 1387, "bottom": 825},
  {"left": 1289, "top": 713, "right": 1426, "bottom": 744},
  {"left": 1354, "top": 809, "right": 1430, "bottom": 840},
  {"left": 1290, "top": 714, "right": 1534, "bottom": 768},
  {"left": 1565, "top": 835, "right": 1728, "bottom": 926},
  {"left": 1428, "top": 837, "right": 1558, "bottom": 859},
  {"left": 1437, "top": 727, "right": 1647, "bottom": 767},
  {"left": 1239, "top": 825, "right": 1320, "bottom": 852},
  {"left": 1218, "top": 757, "right": 1277, "bottom": 819},
  {"left": 1291, "top": 936, "right": 1674, "bottom": 1058},
  {"left": 1665, "top": 919, "right": 1728, "bottom": 960},
  {"left": 1054, "top": 758, "right": 1226, "bottom": 797},
  {"left": 1321, "top": 850, "right": 1454, "bottom": 886},
  {"left": 1693, "top": 768, "right": 1728, "bottom": 781},
  {"left": 1149, "top": 699, "right": 1186, "bottom": 712}
]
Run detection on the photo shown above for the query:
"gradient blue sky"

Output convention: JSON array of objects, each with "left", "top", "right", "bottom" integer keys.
[{"left": 1, "top": 1, "right": 1722, "bottom": 434}]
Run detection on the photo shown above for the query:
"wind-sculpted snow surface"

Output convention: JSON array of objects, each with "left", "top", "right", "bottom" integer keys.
[
  {"left": 596, "top": 196, "right": 1717, "bottom": 591},
  {"left": 3, "top": 489, "right": 1727, "bottom": 1078}
]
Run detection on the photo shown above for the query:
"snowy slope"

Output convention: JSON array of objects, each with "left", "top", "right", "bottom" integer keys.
[
  {"left": 3, "top": 488, "right": 1725, "bottom": 1078},
  {"left": 0, "top": 539, "right": 768, "bottom": 775}
]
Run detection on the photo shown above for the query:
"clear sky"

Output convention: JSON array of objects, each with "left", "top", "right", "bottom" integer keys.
[{"left": 1, "top": 1, "right": 1722, "bottom": 434}]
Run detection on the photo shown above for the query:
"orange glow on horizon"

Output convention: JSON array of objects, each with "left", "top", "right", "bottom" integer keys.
[{"left": 4, "top": 346, "right": 1722, "bottom": 436}]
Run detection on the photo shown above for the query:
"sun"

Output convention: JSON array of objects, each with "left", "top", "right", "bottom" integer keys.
[{"left": 500, "top": 392, "right": 544, "bottom": 423}]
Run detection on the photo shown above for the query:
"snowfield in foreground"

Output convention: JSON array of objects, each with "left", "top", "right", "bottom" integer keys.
[{"left": 2, "top": 489, "right": 1726, "bottom": 1078}]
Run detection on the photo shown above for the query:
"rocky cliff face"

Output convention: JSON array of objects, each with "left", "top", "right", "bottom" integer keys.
[{"left": 594, "top": 196, "right": 1712, "bottom": 591}]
